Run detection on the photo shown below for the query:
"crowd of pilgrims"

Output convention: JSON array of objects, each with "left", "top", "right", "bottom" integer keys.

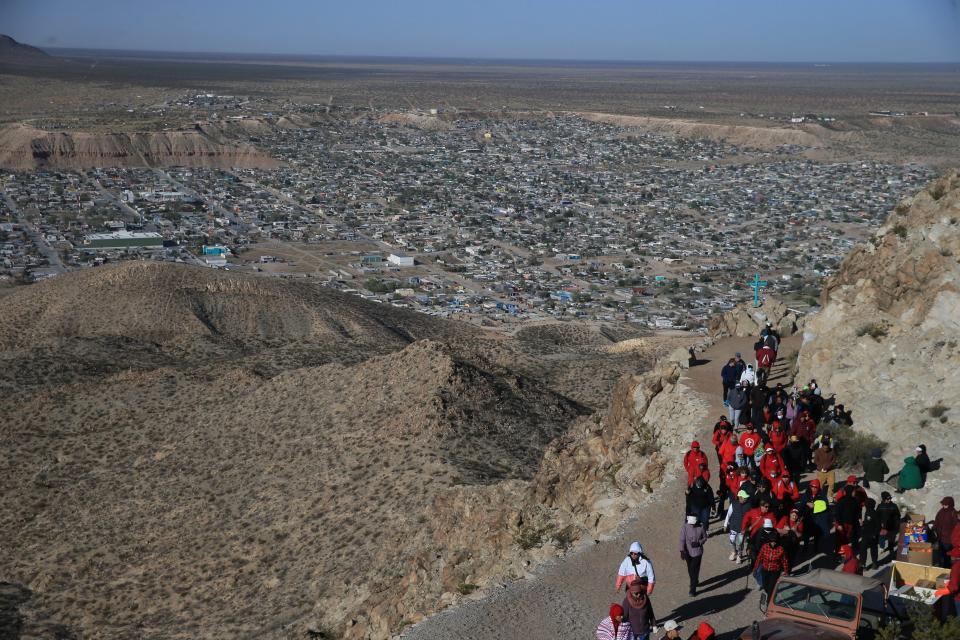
[{"left": 594, "top": 323, "right": 959, "bottom": 639}]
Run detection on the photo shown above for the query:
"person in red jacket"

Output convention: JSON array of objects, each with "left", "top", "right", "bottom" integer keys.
[
  {"left": 756, "top": 344, "right": 776, "bottom": 385},
  {"left": 772, "top": 474, "right": 801, "bottom": 515},
  {"left": 684, "top": 442, "right": 709, "bottom": 487},
  {"left": 791, "top": 410, "right": 817, "bottom": 463},
  {"left": 768, "top": 422, "right": 789, "bottom": 455},
  {"left": 840, "top": 544, "right": 861, "bottom": 574},
  {"left": 934, "top": 497, "right": 958, "bottom": 568},
  {"left": 719, "top": 434, "right": 739, "bottom": 468},
  {"left": 742, "top": 501, "right": 774, "bottom": 558},
  {"left": 777, "top": 508, "right": 804, "bottom": 567},
  {"left": 759, "top": 447, "right": 785, "bottom": 483},
  {"left": 712, "top": 418, "right": 732, "bottom": 465},
  {"left": 740, "top": 425, "right": 762, "bottom": 469}
]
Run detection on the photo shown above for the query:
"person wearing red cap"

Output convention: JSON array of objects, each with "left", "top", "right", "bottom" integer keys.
[
  {"left": 934, "top": 497, "right": 958, "bottom": 568},
  {"left": 595, "top": 603, "right": 634, "bottom": 640},
  {"left": 840, "top": 544, "right": 861, "bottom": 574},
  {"left": 687, "top": 621, "right": 716, "bottom": 640},
  {"left": 684, "top": 442, "right": 709, "bottom": 487}
]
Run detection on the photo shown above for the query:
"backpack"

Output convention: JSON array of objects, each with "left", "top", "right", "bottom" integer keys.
[{"left": 764, "top": 334, "right": 778, "bottom": 350}]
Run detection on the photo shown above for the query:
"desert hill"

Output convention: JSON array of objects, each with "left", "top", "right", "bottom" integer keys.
[
  {"left": 1, "top": 262, "right": 696, "bottom": 639},
  {"left": 0, "top": 122, "right": 280, "bottom": 170},
  {"left": 798, "top": 170, "right": 960, "bottom": 511},
  {"left": 0, "top": 35, "right": 49, "bottom": 60}
]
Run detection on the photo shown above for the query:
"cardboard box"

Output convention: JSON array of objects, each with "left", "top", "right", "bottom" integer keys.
[
  {"left": 907, "top": 542, "right": 934, "bottom": 566},
  {"left": 890, "top": 561, "right": 951, "bottom": 605}
]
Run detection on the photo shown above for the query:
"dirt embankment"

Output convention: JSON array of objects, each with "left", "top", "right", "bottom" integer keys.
[
  {"left": 575, "top": 111, "right": 833, "bottom": 150},
  {"left": 0, "top": 122, "right": 280, "bottom": 170}
]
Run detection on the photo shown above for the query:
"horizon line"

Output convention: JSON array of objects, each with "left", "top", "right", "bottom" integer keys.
[{"left": 35, "top": 44, "right": 960, "bottom": 67}]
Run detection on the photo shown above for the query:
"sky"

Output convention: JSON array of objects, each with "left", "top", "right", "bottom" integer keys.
[{"left": 3, "top": 0, "right": 960, "bottom": 63}]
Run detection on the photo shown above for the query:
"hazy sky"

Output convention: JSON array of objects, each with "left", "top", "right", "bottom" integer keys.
[{"left": 4, "top": 0, "right": 960, "bottom": 62}]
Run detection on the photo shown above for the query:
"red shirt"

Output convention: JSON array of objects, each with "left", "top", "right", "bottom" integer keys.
[
  {"left": 684, "top": 449, "right": 709, "bottom": 485},
  {"left": 776, "top": 515, "right": 804, "bottom": 536},
  {"left": 725, "top": 469, "right": 740, "bottom": 495},
  {"left": 773, "top": 478, "right": 801, "bottom": 503},
  {"left": 949, "top": 561, "right": 960, "bottom": 596},
  {"left": 768, "top": 428, "right": 789, "bottom": 453},
  {"left": 759, "top": 453, "right": 785, "bottom": 482},
  {"left": 842, "top": 556, "right": 862, "bottom": 575},
  {"left": 754, "top": 543, "right": 789, "bottom": 573},
  {"left": 712, "top": 427, "right": 730, "bottom": 450},
  {"left": 719, "top": 439, "right": 739, "bottom": 466},
  {"left": 741, "top": 431, "right": 762, "bottom": 456},
  {"left": 742, "top": 507, "right": 770, "bottom": 537}
]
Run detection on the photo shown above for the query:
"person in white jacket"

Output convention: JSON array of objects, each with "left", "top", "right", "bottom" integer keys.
[
  {"left": 615, "top": 541, "right": 656, "bottom": 593},
  {"left": 739, "top": 364, "right": 757, "bottom": 386}
]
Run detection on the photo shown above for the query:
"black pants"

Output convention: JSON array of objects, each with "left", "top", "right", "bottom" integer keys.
[
  {"left": 722, "top": 382, "right": 732, "bottom": 404},
  {"left": 760, "top": 569, "right": 782, "bottom": 597},
  {"left": 859, "top": 537, "right": 879, "bottom": 569},
  {"left": 686, "top": 553, "right": 702, "bottom": 594},
  {"left": 882, "top": 530, "right": 898, "bottom": 563}
]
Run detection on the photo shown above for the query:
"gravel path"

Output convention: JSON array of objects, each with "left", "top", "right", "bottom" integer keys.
[{"left": 404, "top": 335, "right": 801, "bottom": 640}]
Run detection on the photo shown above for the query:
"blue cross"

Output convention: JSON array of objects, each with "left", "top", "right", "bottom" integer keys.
[{"left": 748, "top": 272, "right": 768, "bottom": 307}]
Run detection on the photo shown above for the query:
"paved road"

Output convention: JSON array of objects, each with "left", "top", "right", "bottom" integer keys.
[
  {"left": 2, "top": 192, "right": 66, "bottom": 274},
  {"left": 405, "top": 336, "right": 802, "bottom": 640}
]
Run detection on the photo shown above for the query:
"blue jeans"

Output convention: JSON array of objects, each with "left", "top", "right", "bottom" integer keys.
[
  {"left": 698, "top": 506, "right": 711, "bottom": 526},
  {"left": 634, "top": 633, "right": 650, "bottom": 640}
]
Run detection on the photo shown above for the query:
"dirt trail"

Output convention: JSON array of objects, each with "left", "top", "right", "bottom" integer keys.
[{"left": 405, "top": 335, "right": 800, "bottom": 640}]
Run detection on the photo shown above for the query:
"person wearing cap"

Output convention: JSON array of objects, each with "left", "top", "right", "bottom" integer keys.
[
  {"left": 772, "top": 473, "right": 800, "bottom": 517},
  {"left": 721, "top": 358, "right": 739, "bottom": 406},
  {"left": 711, "top": 417, "right": 732, "bottom": 465},
  {"left": 934, "top": 497, "right": 958, "bottom": 568},
  {"left": 616, "top": 542, "right": 656, "bottom": 593},
  {"left": 813, "top": 436, "right": 838, "bottom": 497},
  {"left": 753, "top": 524, "right": 789, "bottom": 596},
  {"left": 743, "top": 501, "right": 774, "bottom": 562},
  {"left": 876, "top": 491, "right": 901, "bottom": 563},
  {"left": 717, "top": 462, "right": 738, "bottom": 517},
  {"left": 768, "top": 419, "right": 789, "bottom": 455},
  {"left": 725, "top": 489, "right": 752, "bottom": 563},
  {"left": 840, "top": 543, "right": 861, "bottom": 574},
  {"left": 686, "top": 621, "right": 716, "bottom": 640},
  {"left": 726, "top": 382, "right": 748, "bottom": 426},
  {"left": 680, "top": 513, "right": 708, "bottom": 596},
  {"left": 803, "top": 479, "right": 833, "bottom": 555},
  {"left": 683, "top": 442, "right": 709, "bottom": 488},
  {"left": 661, "top": 619, "right": 681, "bottom": 639},
  {"left": 596, "top": 603, "right": 634, "bottom": 640},
  {"left": 622, "top": 579, "right": 656, "bottom": 640},
  {"left": 862, "top": 448, "right": 890, "bottom": 486}
]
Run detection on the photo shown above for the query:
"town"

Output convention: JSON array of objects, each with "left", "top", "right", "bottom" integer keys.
[{"left": 0, "top": 108, "right": 934, "bottom": 330}]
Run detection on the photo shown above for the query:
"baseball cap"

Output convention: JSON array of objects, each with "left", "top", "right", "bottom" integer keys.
[{"left": 663, "top": 620, "right": 680, "bottom": 631}]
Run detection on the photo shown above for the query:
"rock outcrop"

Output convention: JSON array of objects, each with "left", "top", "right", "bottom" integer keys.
[
  {"left": 0, "top": 123, "right": 280, "bottom": 170},
  {"left": 708, "top": 296, "right": 802, "bottom": 339},
  {"left": 798, "top": 171, "right": 960, "bottom": 514}
]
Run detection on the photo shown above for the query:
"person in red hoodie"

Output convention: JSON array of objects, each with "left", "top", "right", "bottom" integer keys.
[
  {"left": 742, "top": 501, "right": 774, "bottom": 559},
  {"left": 756, "top": 343, "right": 776, "bottom": 386},
  {"left": 759, "top": 447, "right": 786, "bottom": 483},
  {"left": 791, "top": 410, "right": 817, "bottom": 464},
  {"left": 687, "top": 621, "right": 716, "bottom": 640},
  {"left": 712, "top": 418, "right": 732, "bottom": 465},
  {"left": 719, "top": 433, "right": 739, "bottom": 469},
  {"left": 840, "top": 544, "right": 861, "bottom": 574},
  {"left": 934, "top": 497, "right": 959, "bottom": 568},
  {"left": 768, "top": 421, "right": 789, "bottom": 455},
  {"left": 772, "top": 473, "right": 801, "bottom": 516},
  {"left": 684, "top": 442, "right": 709, "bottom": 487}
]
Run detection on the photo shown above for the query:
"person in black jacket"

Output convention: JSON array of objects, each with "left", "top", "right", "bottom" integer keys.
[
  {"left": 876, "top": 491, "right": 902, "bottom": 564},
  {"left": 686, "top": 476, "right": 715, "bottom": 529},
  {"left": 835, "top": 488, "right": 862, "bottom": 555},
  {"left": 915, "top": 444, "right": 931, "bottom": 485},
  {"left": 782, "top": 435, "right": 806, "bottom": 481},
  {"left": 721, "top": 358, "right": 740, "bottom": 405},
  {"left": 858, "top": 498, "right": 881, "bottom": 570}
]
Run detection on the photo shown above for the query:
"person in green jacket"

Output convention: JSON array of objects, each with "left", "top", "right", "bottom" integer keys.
[
  {"left": 862, "top": 448, "right": 890, "bottom": 485},
  {"left": 897, "top": 456, "right": 923, "bottom": 491}
]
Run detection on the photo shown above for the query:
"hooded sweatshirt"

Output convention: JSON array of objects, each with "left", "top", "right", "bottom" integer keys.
[
  {"left": 934, "top": 498, "right": 958, "bottom": 543},
  {"left": 898, "top": 457, "right": 923, "bottom": 490},
  {"left": 621, "top": 591, "right": 655, "bottom": 636}
]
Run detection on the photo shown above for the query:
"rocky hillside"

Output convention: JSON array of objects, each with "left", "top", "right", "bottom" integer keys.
[
  {"left": 0, "top": 35, "right": 49, "bottom": 60},
  {"left": 0, "top": 123, "right": 280, "bottom": 170},
  {"left": 0, "top": 262, "right": 696, "bottom": 639},
  {"left": 798, "top": 171, "right": 960, "bottom": 511},
  {"left": 707, "top": 296, "right": 802, "bottom": 339}
]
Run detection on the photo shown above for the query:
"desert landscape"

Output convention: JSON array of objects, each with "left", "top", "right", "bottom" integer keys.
[{"left": 1, "top": 15, "right": 959, "bottom": 639}]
